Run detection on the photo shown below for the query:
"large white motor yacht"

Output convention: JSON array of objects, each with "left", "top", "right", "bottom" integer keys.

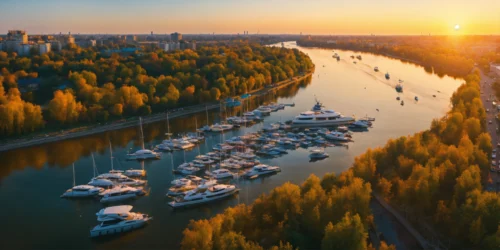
[
  {"left": 126, "top": 149, "right": 161, "bottom": 160},
  {"left": 99, "top": 185, "right": 144, "bottom": 203},
  {"left": 61, "top": 185, "right": 103, "bottom": 198},
  {"left": 244, "top": 164, "right": 281, "bottom": 178},
  {"left": 90, "top": 205, "right": 152, "bottom": 237},
  {"left": 292, "top": 101, "right": 354, "bottom": 127},
  {"left": 206, "top": 169, "right": 234, "bottom": 179},
  {"left": 95, "top": 173, "right": 146, "bottom": 186},
  {"left": 168, "top": 184, "right": 239, "bottom": 208}
]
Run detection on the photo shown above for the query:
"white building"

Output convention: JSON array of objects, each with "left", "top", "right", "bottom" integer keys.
[
  {"left": 39, "top": 43, "right": 51, "bottom": 55},
  {"left": 17, "top": 43, "right": 32, "bottom": 56}
]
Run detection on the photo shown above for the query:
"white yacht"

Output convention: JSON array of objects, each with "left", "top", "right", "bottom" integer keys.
[
  {"left": 174, "top": 139, "right": 196, "bottom": 150},
  {"left": 168, "top": 184, "right": 239, "bottom": 208},
  {"left": 210, "top": 123, "right": 234, "bottom": 132},
  {"left": 175, "top": 165, "right": 201, "bottom": 175},
  {"left": 243, "top": 111, "right": 262, "bottom": 121},
  {"left": 124, "top": 169, "right": 146, "bottom": 177},
  {"left": 325, "top": 131, "right": 351, "bottom": 142},
  {"left": 244, "top": 164, "right": 281, "bottom": 178},
  {"left": 126, "top": 149, "right": 161, "bottom": 160},
  {"left": 292, "top": 101, "right": 354, "bottom": 127},
  {"left": 99, "top": 185, "right": 144, "bottom": 203},
  {"left": 350, "top": 120, "right": 370, "bottom": 129},
  {"left": 61, "top": 185, "right": 103, "bottom": 198},
  {"left": 167, "top": 179, "right": 216, "bottom": 196},
  {"left": 206, "top": 169, "right": 234, "bottom": 179},
  {"left": 253, "top": 106, "right": 272, "bottom": 116},
  {"left": 309, "top": 149, "right": 329, "bottom": 160},
  {"left": 90, "top": 205, "right": 152, "bottom": 237},
  {"left": 88, "top": 178, "right": 115, "bottom": 188},
  {"left": 95, "top": 173, "right": 146, "bottom": 186},
  {"left": 262, "top": 123, "right": 279, "bottom": 132}
]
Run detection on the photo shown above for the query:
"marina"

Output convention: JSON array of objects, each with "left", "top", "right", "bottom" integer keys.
[{"left": 0, "top": 42, "right": 463, "bottom": 249}]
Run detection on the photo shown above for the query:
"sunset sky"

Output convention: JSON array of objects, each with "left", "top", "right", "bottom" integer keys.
[{"left": 1, "top": 0, "right": 499, "bottom": 35}]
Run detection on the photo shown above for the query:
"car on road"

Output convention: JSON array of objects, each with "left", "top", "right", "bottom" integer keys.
[
  {"left": 492, "top": 154, "right": 497, "bottom": 159},
  {"left": 492, "top": 160, "right": 497, "bottom": 166},
  {"left": 497, "top": 142, "right": 500, "bottom": 148},
  {"left": 487, "top": 109, "right": 490, "bottom": 112},
  {"left": 489, "top": 120, "right": 493, "bottom": 124}
]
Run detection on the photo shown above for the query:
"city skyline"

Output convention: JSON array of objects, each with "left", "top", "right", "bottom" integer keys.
[{"left": 1, "top": 0, "right": 499, "bottom": 35}]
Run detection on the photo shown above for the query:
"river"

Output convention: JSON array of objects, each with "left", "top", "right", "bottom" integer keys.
[{"left": 0, "top": 42, "right": 462, "bottom": 249}]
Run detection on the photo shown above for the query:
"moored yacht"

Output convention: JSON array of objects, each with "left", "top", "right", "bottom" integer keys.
[
  {"left": 253, "top": 106, "right": 272, "bottom": 116},
  {"left": 374, "top": 66, "right": 379, "bottom": 72},
  {"left": 385, "top": 72, "right": 390, "bottom": 79},
  {"left": 126, "top": 149, "right": 161, "bottom": 160},
  {"left": 61, "top": 185, "right": 103, "bottom": 198},
  {"left": 244, "top": 164, "right": 281, "bottom": 178},
  {"left": 168, "top": 184, "right": 239, "bottom": 208},
  {"left": 206, "top": 169, "right": 234, "bottom": 179},
  {"left": 124, "top": 169, "right": 146, "bottom": 178},
  {"left": 292, "top": 101, "right": 354, "bottom": 127},
  {"left": 309, "top": 149, "right": 329, "bottom": 160},
  {"left": 99, "top": 185, "right": 145, "bottom": 203},
  {"left": 325, "top": 131, "right": 352, "bottom": 142},
  {"left": 90, "top": 205, "right": 152, "bottom": 237},
  {"left": 210, "top": 123, "right": 234, "bottom": 132}
]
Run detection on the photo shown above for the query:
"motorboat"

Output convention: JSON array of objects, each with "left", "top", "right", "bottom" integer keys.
[
  {"left": 325, "top": 131, "right": 351, "bottom": 142},
  {"left": 415, "top": 96, "right": 419, "bottom": 101},
  {"left": 126, "top": 149, "right": 161, "bottom": 160},
  {"left": 167, "top": 184, "right": 197, "bottom": 196},
  {"left": 385, "top": 72, "right": 390, "bottom": 80},
  {"left": 174, "top": 139, "right": 196, "bottom": 150},
  {"left": 206, "top": 169, "right": 234, "bottom": 179},
  {"left": 88, "top": 178, "right": 115, "bottom": 188},
  {"left": 309, "top": 149, "right": 329, "bottom": 160},
  {"left": 155, "top": 143, "right": 172, "bottom": 151},
  {"left": 262, "top": 123, "right": 279, "bottom": 132},
  {"left": 349, "top": 120, "right": 370, "bottom": 129},
  {"left": 278, "top": 122, "right": 291, "bottom": 130},
  {"left": 401, "top": 100, "right": 405, "bottom": 106},
  {"left": 356, "top": 55, "right": 362, "bottom": 60},
  {"left": 95, "top": 173, "right": 146, "bottom": 186},
  {"left": 374, "top": 67, "right": 379, "bottom": 72},
  {"left": 168, "top": 184, "right": 239, "bottom": 208},
  {"left": 124, "top": 169, "right": 146, "bottom": 178},
  {"left": 253, "top": 106, "right": 272, "bottom": 116},
  {"left": 244, "top": 164, "right": 281, "bottom": 178},
  {"left": 292, "top": 100, "right": 354, "bottom": 127},
  {"left": 232, "top": 150, "right": 257, "bottom": 160},
  {"left": 175, "top": 166, "right": 201, "bottom": 175},
  {"left": 99, "top": 185, "right": 145, "bottom": 203},
  {"left": 396, "top": 96, "right": 401, "bottom": 101},
  {"left": 90, "top": 205, "right": 152, "bottom": 237},
  {"left": 337, "top": 126, "right": 349, "bottom": 132},
  {"left": 243, "top": 112, "right": 262, "bottom": 121},
  {"left": 213, "top": 143, "right": 234, "bottom": 152},
  {"left": 61, "top": 185, "right": 103, "bottom": 198},
  {"left": 210, "top": 123, "right": 234, "bottom": 132},
  {"left": 300, "top": 141, "right": 311, "bottom": 147},
  {"left": 395, "top": 84, "right": 403, "bottom": 93}
]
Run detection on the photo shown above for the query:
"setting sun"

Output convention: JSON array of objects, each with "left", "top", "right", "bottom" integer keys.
[{"left": 454, "top": 24, "right": 461, "bottom": 31}]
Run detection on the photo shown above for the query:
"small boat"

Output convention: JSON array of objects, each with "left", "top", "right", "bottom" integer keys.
[
  {"left": 374, "top": 67, "right": 379, "bottom": 72},
  {"left": 300, "top": 141, "right": 311, "bottom": 147},
  {"left": 337, "top": 126, "right": 349, "bottom": 132},
  {"left": 309, "top": 149, "right": 329, "bottom": 160},
  {"left": 124, "top": 169, "right": 146, "bottom": 178},
  {"left": 356, "top": 55, "right": 362, "bottom": 60},
  {"left": 401, "top": 100, "right": 405, "bottom": 106},
  {"left": 210, "top": 123, "right": 234, "bottom": 132},
  {"left": 244, "top": 164, "right": 281, "bottom": 178},
  {"left": 262, "top": 123, "right": 279, "bottom": 132},
  {"left": 415, "top": 96, "right": 419, "bottom": 101},
  {"left": 206, "top": 169, "right": 234, "bottom": 179},
  {"left": 385, "top": 72, "right": 390, "bottom": 80},
  {"left": 325, "top": 132, "right": 351, "bottom": 142},
  {"left": 95, "top": 173, "right": 146, "bottom": 186},
  {"left": 88, "top": 178, "right": 114, "bottom": 188},
  {"left": 99, "top": 185, "right": 145, "bottom": 203},
  {"left": 396, "top": 96, "right": 401, "bottom": 101},
  {"left": 127, "top": 149, "right": 161, "bottom": 160},
  {"left": 174, "top": 139, "right": 196, "bottom": 150},
  {"left": 176, "top": 166, "right": 202, "bottom": 175},
  {"left": 349, "top": 120, "right": 369, "bottom": 129},
  {"left": 61, "top": 185, "right": 103, "bottom": 198},
  {"left": 168, "top": 184, "right": 239, "bottom": 208},
  {"left": 399, "top": 79, "right": 404, "bottom": 83},
  {"left": 395, "top": 84, "right": 403, "bottom": 93},
  {"left": 353, "top": 61, "right": 357, "bottom": 64},
  {"left": 90, "top": 205, "right": 152, "bottom": 237},
  {"left": 253, "top": 106, "right": 272, "bottom": 116}
]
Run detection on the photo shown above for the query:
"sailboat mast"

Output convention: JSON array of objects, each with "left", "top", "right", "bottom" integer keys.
[
  {"left": 109, "top": 141, "right": 114, "bottom": 170},
  {"left": 139, "top": 117, "right": 145, "bottom": 149},
  {"left": 205, "top": 106, "right": 209, "bottom": 126},
  {"left": 72, "top": 163, "right": 76, "bottom": 187},
  {"left": 166, "top": 112, "right": 171, "bottom": 139},
  {"left": 91, "top": 153, "right": 96, "bottom": 177}
]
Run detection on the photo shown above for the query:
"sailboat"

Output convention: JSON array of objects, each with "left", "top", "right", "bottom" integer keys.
[
  {"left": 127, "top": 117, "right": 161, "bottom": 160},
  {"left": 199, "top": 106, "right": 212, "bottom": 132},
  {"left": 61, "top": 163, "right": 104, "bottom": 198},
  {"left": 88, "top": 153, "right": 114, "bottom": 188},
  {"left": 157, "top": 113, "right": 174, "bottom": 151}
]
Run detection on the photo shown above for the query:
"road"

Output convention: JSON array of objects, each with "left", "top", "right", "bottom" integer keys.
[
  {"left": 0, "top": 72, "right": 313, "bottom": 153},
  {"left": 478, "top": 69, "right": 500, "bottom": 191}
]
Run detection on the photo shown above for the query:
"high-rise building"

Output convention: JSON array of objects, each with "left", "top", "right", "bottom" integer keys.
[
  {"left": 17, "top": 43, "right": 32, "bottom": 56},
  {"left": 7, "top": 30, "right": 28, "bottom": 44},
  {"left": 126, "top": 35, "right": 137, "bottom": 42},
  {"left": 171, "top": 32, "right": 182, "bottom": 42},
  {"left": 38, "top": 43, "right": 51, "bottom": 55}
]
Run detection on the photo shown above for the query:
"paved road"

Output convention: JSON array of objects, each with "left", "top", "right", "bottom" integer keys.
[{"left": 479, "top": 69, "right": 500, "bottom": 191}]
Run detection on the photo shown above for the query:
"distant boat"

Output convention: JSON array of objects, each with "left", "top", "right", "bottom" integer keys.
[
  {"left": 395, "top": 84, "right": 403, "bottom": 93},
  {"left": 415, "top": 96, "right": 419, "bottom": 101},
  {"left": 374, "top": 67, "right": 379, "bottom": 72},
  {"left": 400, "top": 100, "right": 405, "bottom": 106},
  {"left": 385, "top": 72, "right": 390, "bottom": 80},
  {"left": 356, "top": 55, "right": 362, "bottom": 60}
]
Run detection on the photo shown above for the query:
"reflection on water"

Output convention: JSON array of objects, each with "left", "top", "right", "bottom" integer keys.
[
  {"left": 0, "top": 77, "right": 311, "bottom": 180},
  {"left": 0, "top": 42, "right": 462, "bottom": 250}
]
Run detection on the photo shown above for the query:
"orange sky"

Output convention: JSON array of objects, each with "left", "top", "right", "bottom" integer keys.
[{"left": 1, "top": 0, "right": 499, "bottom": 35}]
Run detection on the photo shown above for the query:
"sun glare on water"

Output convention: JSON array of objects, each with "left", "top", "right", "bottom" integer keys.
[{"left": 454, "top": 24, "right": 460, "bottom": 31}]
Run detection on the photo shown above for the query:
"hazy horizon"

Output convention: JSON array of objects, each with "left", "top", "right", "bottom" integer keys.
[{"left": 1, "top": 0, "right": 499, "bottom": 35}]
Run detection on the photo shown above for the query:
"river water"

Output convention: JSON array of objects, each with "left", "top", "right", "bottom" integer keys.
[{"left": 0, "top": 42, "right": 462, "bottom": 249}]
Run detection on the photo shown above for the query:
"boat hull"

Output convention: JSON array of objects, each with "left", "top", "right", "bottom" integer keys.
[
  {"left": 168, "top": 189, "right": 240, "bottom": 208},
  {"left": 100, "top": 193, "right": 138, "bottom": 203},
  {"left": 90, "top": 219, "right": 150, "bottom": 237},
  {"left": 291, "top": 118, "right": 355, "bottom": 128}
]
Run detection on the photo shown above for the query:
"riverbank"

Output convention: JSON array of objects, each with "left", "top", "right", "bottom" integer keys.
[{"left": 0, "top": 71, "right": 313, "bottom": 152}]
